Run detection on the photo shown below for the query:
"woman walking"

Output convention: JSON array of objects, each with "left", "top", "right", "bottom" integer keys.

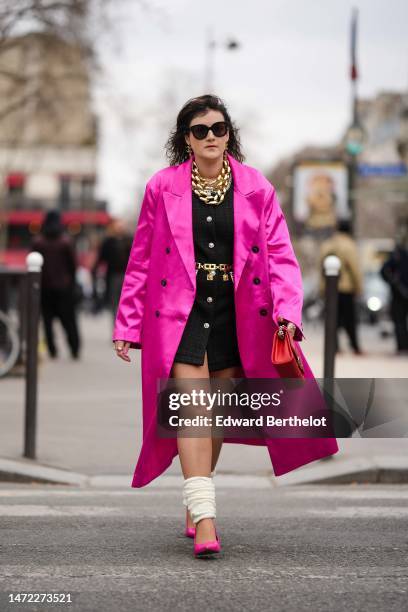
[{"left": 113, "top": 95, "right": 338, "bottom": 557}]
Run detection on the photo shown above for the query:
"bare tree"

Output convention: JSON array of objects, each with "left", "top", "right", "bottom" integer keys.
[
  {"left": 0, "top": 0, "right": 165, "bottom": 255},
  {"left": 0, "top": 1, "right": 115, "bottom": 135},
  {"left": 0, "top": 0, "right": 117, "bottom": 254}
]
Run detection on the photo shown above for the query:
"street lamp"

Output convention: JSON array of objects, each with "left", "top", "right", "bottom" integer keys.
[
  {"left": 344, "top": 120, "right": 366, "bottom": 235},
  {"left": 344, "top": 7, "right": 366, "bottom": 236},
  {"left": 204, "top": 27, "right": 241, "bottom": 92}
]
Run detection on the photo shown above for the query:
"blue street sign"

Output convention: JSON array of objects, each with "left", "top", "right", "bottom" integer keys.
[{"left": 358, "top": 163, "right": 407, "bottom": 177}]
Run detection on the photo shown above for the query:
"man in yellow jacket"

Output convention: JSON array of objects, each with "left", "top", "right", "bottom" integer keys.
[{"left": 319, "top": 220, "right": 364, "bottom": 355}]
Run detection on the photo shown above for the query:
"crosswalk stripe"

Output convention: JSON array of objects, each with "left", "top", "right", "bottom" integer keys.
[
  {"left": 308, "top": 506, "right": 408, "bottom": 518},
  {"left": 0, "top": 489, "right": 135, "bottom": 498},
  {"left": 284, "top": 488, "right": 408, "bottom": 499},
  {"left": 0, "top": 505, "right": 122, "bottom": 516},
  {"left": 1, "top": 503, "right": 406, "bottom": 518}
]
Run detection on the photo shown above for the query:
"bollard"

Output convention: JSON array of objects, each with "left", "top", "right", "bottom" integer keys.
[
  {"left": 323, "top": 255, "right": 341, "bottom": 379},
  {"left": 24, "top": 251, "right": 44, "bottom": 459},
  {"left": 322, "top": 254, "right": 341, "bottom": 422}
]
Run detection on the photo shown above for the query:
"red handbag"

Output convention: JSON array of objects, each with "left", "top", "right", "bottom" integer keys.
[{"left": 271, "top": 324, "right": 305, "bottom": 378}]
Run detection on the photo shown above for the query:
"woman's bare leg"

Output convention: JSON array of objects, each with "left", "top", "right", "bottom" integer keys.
[
  {"left": 171, "top": 355, "right": 245, "bottom": 542},
  {"left": 171, "top": 352, "right": 215, "bottom": 543},
  {"left": 210, "top": 363, "right": 245, "bottom": 469}
]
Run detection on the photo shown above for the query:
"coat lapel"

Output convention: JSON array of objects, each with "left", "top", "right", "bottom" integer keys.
[
  {"left": 230, "top": 154, "right": 262, "bottom": 293},
  {"left": 163, "top": 161, "right": 196, "bottom": 291},
  {"left": 163, "top": 152, "right": 262, "bottom": 294}
]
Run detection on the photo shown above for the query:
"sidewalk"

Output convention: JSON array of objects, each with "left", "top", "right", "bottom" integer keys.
[{"left": 1, "top": 311, "right": 407, "bottom": 484}]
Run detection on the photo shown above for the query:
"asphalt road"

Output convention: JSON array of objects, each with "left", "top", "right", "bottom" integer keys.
[{"left": 1, "top": 482, "right": 407, "bottom": 612}]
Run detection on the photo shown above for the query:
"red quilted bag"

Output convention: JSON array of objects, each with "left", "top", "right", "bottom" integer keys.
[{"left": 271, "top": 324, "right": 305, "bottom": 378}]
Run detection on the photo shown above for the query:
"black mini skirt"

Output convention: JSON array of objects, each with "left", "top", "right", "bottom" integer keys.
[
  {"left": 173, "top": 179, "right": 242, "bottom": 372},
  {"left": 173, "top": 267, "right": 242, "bottom": 372}
]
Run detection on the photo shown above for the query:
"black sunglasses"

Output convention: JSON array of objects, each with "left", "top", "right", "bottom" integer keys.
[{"left": 187, "top": 121, "right": 228, "bottom": 140}]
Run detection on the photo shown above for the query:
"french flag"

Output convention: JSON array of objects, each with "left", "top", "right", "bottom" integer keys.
[{"left": 350, "top": 8, "right": 359, "bottom": 81}]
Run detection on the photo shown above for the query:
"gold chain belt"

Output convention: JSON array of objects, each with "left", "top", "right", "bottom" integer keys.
[{"left": 195, "top": 261, "right": 234, "bottom": 281}]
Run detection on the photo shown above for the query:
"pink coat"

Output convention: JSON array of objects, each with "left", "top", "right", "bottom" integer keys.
[{"left": 113, "top": 152, "right": 338, "bottom": 487}]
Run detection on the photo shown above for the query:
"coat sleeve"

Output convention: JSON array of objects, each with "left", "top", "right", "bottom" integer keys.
[
  {"left": 264, "top": 185, "right": 305, "bottom": 341},
  {"left": 112, "top": 180, "right": 158, "bottom": 349}
]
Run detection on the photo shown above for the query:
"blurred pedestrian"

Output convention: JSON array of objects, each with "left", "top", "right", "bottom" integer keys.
[
  {"left": 31, "top": 210, "right": 81, "bottom": 360},
  {"left": 319, "top": 219, "right": 364, "bottom": 355},
  {"left": 92, "top": 219, "right": 132, "bottom": 329},
  {"left": 380, "top": 226, "right": 408, "bottom": 355}
]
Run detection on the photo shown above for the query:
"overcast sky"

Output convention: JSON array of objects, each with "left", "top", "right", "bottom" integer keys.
[{"left": 93, "top": 0, "right": 408, "bottom": 216}]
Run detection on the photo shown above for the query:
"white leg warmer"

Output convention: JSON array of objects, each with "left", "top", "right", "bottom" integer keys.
[
  {"left": 182, "top": 476, "right": 216, "bottom": 524},
  {"left": 183, "top": 470, "right": 216, "bottom": 508}
]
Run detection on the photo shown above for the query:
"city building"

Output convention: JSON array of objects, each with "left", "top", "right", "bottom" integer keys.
[
  {"left": 0, "top": 32, "right": 111, "bottom": 267},
  {"left": 267, "top": 90, "right": 408, "bottom": 275}
]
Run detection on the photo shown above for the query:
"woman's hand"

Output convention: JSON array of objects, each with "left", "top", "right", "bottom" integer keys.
[
  {"left": 114, "top": 340, "right": 131, "bottom": 362},
  {"left": 277, "top": 316, "right": 296, "bottom": 340}
]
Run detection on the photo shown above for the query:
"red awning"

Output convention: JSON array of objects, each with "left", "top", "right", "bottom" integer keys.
[
  {"left": 62, "top": 211, "right": 112, "bottom": 225},
  {"left": 6, "top": 210, "right": 113, "bottom": 226},
  {"left": 6, "top": 173, "right": 26, "bottom": 188},
  {"left": 6, "top": 211, "right": 43, "bottom": 225}
]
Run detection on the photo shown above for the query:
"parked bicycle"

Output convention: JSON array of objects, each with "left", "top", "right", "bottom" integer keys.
[{"left": 0, "top": 308, "right": 20, "bottom": 377}]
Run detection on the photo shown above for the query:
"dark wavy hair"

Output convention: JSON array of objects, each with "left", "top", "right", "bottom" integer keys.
[{"left": 165, "top": 94, "right": 245, "bottom": 166}]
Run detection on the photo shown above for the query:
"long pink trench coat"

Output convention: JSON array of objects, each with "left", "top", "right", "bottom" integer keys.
[{"left": 113, "top": 152, "right": 339, "bottom": 487}]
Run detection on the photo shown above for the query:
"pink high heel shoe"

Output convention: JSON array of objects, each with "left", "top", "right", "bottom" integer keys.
[
  {"left": 194, "top": 522, "right": 221, "bottom": 558},
  {"left": 185, "top": 510, "right": 196, "bottom": 538}
]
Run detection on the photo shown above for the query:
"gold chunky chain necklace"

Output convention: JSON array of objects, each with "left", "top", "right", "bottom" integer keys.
[{"left": 191, "top": 156, "right": 232, "bottom": 205}]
